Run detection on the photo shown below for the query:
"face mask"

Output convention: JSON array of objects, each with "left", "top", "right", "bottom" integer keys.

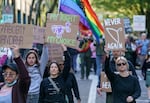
[{"left": 5, "top": 79, "right": 17, "bottom": 87}]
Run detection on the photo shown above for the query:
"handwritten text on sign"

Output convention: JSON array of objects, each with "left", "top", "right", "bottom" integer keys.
[
  {"left": 46, "top": 13, "right": 79, "bottom": 47},
  {"left": 0, "top": 24, "right": 25, "bottom": 45},
  {"left": 104, "top": 18, "right": 125, "bottom": 50},
  {"left": 0, "top": 24, "right": 33, "bottom": 48},
  {"left": 48, "top": 14, "right": 77, "bottom": 22}
]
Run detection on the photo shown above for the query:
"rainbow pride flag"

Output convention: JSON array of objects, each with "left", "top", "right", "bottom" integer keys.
[
  {"left": 59, "top": 0, "right": 89, "bottom": 29},
  {"left": 81, "top": 0, "right": 104, "bottom": 39}
]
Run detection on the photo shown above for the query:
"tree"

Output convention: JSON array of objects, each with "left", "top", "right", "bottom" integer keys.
[
  {"left": 28, "top": 0, "right": 35, "bottom": 24},
  {"left": 34, "top": 0, "right": 58, "bottom": 26},
  {"left": 92, "top": 0, "right": 150, "bottom": 36}
]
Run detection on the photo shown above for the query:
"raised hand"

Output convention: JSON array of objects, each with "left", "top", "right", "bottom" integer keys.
[
  {"left": 11, "top": 45, "right": 20, "bottom": 58},
  {"left": 61, "top": 44, "right": 67, "bottom": 51}
]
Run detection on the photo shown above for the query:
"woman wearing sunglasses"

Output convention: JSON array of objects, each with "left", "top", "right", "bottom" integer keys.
[
  {"left": 105, "top": 55, "right": 141, "bottom": 103},
  {"left": 0, "top": 45, "right": 31, "bottom": 103}
]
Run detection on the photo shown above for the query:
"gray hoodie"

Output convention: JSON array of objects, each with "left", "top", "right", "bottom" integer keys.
[{"left": 27, "top": 45, "right": 49, "bottom": 94}]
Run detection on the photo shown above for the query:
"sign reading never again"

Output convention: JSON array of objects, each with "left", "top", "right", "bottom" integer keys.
[
  {"left": 104, "top": 18, "right": 125, "bottom": 50},
  {"left": 0, "top": 23, "right": 33, "bottom": 48},
  {"left": 46, "top": 13, "right": 79, "bottom": 47}
]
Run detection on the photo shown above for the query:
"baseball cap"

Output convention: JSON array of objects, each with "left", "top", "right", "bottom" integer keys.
[{"left": 2, "top": 63, "right": 18, "bottom": 74}]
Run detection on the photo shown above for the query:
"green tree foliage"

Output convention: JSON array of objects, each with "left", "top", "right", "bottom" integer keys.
[{"left": 92, "top": 0, "right": 150, "bottom": 35}]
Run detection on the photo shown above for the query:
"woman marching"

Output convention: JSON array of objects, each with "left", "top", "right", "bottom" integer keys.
[
  {"left": 25, "top": 44, "right": 49, "bottom": 103},
  {"left": 38, "top": 44, "right": 71, "bottom": 103},
  {"left": 104, "top": 49, "right": 141, "bottom": 103},
  {"left": 0, "top": 45, "right": 31, "bottom": 103}
]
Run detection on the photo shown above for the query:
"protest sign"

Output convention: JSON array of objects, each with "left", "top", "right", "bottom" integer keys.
[
  {"left": 100, "top": 72, "right": 112, "bottom": 92},
  {"left": 124, "top": 18, "right": 132, "bottom": 34},
  {"left": 47, "top": 43, "right": 64, "bottom": 63},
  {"left": 33, "top": 26, "right": 45, "bottom": 44},
  {"left": 46, "top": 13, "right": 79, "bottom": 48},
  {"left": 104, "top": 18, "right": 125, "bottom": 50},
  {"left": 0, "top": 23, "right": 33, "bottom": 48},
  {"left": 133, "top": 15, "right": 146, "bottom": 31}
]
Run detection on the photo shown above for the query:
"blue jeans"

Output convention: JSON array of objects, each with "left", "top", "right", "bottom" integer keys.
[
  {"left": 96, "top": 55, "right": 103, "bottom": 76},
  {"left": 72, "top": 54, "right": 78, "bottom": 71},
  {"left": 26, "top": 93, "right": 39, "bottom": 103}
]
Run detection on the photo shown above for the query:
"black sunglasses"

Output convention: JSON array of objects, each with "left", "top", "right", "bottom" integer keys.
[{"left": 117, "top": 62, "right": 126, "bottom": 66}]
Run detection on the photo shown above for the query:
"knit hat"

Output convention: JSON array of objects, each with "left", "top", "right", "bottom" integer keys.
[{"left": 25, "top": 50, "right": 40, "bottom": 66}]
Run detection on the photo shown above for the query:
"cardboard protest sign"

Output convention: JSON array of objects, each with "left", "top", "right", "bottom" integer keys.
[
  {"left": 104, "top": 18, "right": 125, "bottom": 50},
  {"left": 0, "top": 23, "right": 33, "bottom": 48},
  {"left": 33, "top": 26, "right": 45, "bottom": 44},
  {"left": 46, "top": 13, "right": 79, "bottom": 48},
  {"left": 100, "top": 72, "right": 112, "bottom": 92},
  {"left": 47, "top": 43, "right": 64, "bottom": 63}
]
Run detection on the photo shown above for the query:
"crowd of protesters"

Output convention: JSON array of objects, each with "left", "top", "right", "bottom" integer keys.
[
  {"left": 0, "top": 44, "right": 81, "bottom": 103},
  {"left": 0, "top": 31, "right": 150, "bottom": 103}
]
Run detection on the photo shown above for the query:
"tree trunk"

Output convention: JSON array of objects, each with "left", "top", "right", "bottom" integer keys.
[
  {"left": 46, "top": 0, "right": 58, "bottom": 15},
  {"left": 28, "top": 0, "right": 35, "bottom": 24},
  {"left": 35, "top": 0, "right": 42, "bottom": 25},
  {"left": 146, "top": 11, "right": 150, "bottom": 38},
  {"left": 44, "top": 0, "right": 58, "bottom": 26}
]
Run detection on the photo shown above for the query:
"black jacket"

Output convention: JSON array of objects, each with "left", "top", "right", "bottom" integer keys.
[
  {"left": 65, "top": 73, "right": 81, "bottom": 103},
  {"left": 38, "top": 51, "right": 71, "bottom": 103},
  {"left": 105, "top": 56, "right": 141, "bottom": 103}
]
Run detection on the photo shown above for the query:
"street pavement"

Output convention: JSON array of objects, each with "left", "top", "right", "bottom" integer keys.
[{"left": 75, "top": 70, "right": 150, "bottom": 103}]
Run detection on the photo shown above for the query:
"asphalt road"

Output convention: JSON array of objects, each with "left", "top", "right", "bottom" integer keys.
[{"left": 75, "top": 70, "right": 149, "bottom": 103}]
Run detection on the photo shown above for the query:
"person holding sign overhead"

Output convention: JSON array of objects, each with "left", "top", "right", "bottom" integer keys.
[
  {"left": 0, "top": 45, "right": 31, "bottom": 103},
  {"left": 38, "top": 44, "right": 71, "bottom": 103},
  {"left": 97, "top": 48, "right": 138, "bottom": 103},
  {"left": 104, "top": 47, "right": 141, "bottom": 103},
  {"left": 25, "top": 44, "right": 49, "bottom": 103}
]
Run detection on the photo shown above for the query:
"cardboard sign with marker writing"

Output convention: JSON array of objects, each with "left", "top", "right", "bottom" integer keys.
[
  {"left": 100, "top": 72, "right": 112, "bottom": 92},
  {"left": 0, "top": 23, "right": 33, "bottom": 48},
  {"left": 46, "top": 13, "right": 79, "bottom": 48},
  {"left": 104, "top": 18, "right": 125, "bottom": 50},
  {"left": 47, "top": 43, "right": 64, "bottom": 64}
]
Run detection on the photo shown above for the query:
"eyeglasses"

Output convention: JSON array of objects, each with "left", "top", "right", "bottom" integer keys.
[
  {"left": 117, "top": 63, "right": 126, "bottom": 66},
  {"left": 59, "top": 64, "right": 64, "bottom": 66},
  {"left": 2, "top": 73, "right": 16, "bottom": 77}
]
